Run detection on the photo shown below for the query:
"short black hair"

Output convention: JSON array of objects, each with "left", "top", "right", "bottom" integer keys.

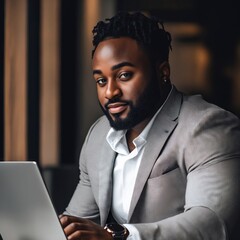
[{"left": 92, "top": 11, "right": 172, "bottom": 63}]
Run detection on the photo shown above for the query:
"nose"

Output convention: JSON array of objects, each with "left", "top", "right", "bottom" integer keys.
[{"left": 105, "top": 79, "right": 122, "bottom": 100}]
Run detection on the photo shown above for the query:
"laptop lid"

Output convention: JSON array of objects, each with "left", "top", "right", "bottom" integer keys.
[{"left": 0, "top": 161, "right": 67, "bottom": 240}]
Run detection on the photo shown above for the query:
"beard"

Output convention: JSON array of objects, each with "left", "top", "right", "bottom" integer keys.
[{"left": 100, "top": 73, "right": 161, "bottom": 130}]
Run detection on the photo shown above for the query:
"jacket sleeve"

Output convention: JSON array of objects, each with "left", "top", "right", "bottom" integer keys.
[
  {"left": 64, "top": 120, "right": 101, "bottom": 224},
  {"left": 132, "top": 109, "right": 240, "bottom": 240},
  {"left": 132, "top": 207, "right": 227, "bottom": 239}
]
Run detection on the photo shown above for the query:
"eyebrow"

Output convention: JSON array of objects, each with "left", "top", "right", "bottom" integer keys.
[
  {"left": 111, "top": 62, "right": 135, "bottom": 71},
  {"left": 93, "top": 61, "right": 135, "bottom": 75},
  {"left": 92, "top": 69, "right": 102, "bottom": 75}
]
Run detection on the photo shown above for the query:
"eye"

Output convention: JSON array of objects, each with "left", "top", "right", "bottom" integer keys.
[
  {"left": 118, "top": 72, "right": 133, "bottom": 81},
  {"left": 96, "top": 78, "right": 107, "bottom": 87}
]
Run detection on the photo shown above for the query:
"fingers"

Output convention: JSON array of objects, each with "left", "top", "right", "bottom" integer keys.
[
  {"left": 59, "top": 215, "right": 93, "bottom": 236},
  {"left": 59, "top": 215, "right": 82, "bottom": 238},
  {"left": 59, "top": 215, "right": 83, "bottom": 228},
  {"left": 67, "top": 230, "right": 88, "bottom": 240},
  {"left": 64, "top": 221, "right": 90, "bottom": 236},
  {"left": 67, "top": 230, "right": 101, "bottom": 240},
  {"left": 59, "top": 215, "right": 111, "bottom": 240},
  {"left": 59, "top": 214, "right": 71, "bottom": 228},
  {"left": 67, "top": 229, "right": 111, "bottom": 240}
]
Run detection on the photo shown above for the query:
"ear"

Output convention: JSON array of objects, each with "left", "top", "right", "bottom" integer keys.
[{"left": 157, "top": 61, "right": 170, "bottom": 79}]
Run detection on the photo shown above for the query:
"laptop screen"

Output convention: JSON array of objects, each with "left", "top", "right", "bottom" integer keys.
[{"left": 0, "top": 161, "right": 67, "bottom": 240}]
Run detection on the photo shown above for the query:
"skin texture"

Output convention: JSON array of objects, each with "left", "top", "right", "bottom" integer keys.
[
  {"left": 93, "top": 37, "right": 170, "bottom": 150},
  {"left": 59, "top": 37, "right": 170, "bottom": 239},
  {"left": 59, "top": 215, "right": 113, "bottom": 240}
]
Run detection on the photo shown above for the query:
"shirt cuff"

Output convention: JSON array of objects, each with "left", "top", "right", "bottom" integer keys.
[{"left": 123, "top": 224, "right": 141, "bottom": 240}]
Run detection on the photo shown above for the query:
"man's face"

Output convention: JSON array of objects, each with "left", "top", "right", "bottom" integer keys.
[{"left": 92, "top": 37, "right": 162, "bottom": 130}]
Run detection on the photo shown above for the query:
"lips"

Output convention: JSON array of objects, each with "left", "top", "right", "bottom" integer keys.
[{"left": 107, "top": 102, "right": 128, "bottom": 114}]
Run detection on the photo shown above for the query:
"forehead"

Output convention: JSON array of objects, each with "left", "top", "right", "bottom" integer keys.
[{"left": 92, "top": 37, "right": 150, "bottom": 68}]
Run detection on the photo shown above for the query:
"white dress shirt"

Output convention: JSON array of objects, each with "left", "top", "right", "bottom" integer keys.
[{"left": 106, "top": 87, "right": 173, "bottom": 239}]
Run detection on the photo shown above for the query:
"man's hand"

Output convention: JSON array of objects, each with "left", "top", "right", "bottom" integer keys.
[{"left": 59, "top": 215, "right": 113, "bottom": 240}]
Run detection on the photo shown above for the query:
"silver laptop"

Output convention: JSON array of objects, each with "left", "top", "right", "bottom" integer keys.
[{"left": 0, "top": 161, "right": 67, "bottom": 240}]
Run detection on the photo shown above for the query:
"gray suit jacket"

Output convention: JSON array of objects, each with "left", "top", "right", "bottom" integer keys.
[{"left": 65, "top": 86, "right": 240, "bottom": 239}]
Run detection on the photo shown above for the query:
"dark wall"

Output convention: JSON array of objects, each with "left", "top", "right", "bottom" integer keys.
[
  {"left": 60, "top": 0, "right": 80, "bottom": 164},
  {"left": 198, "top": 0, "right": 240, "bottom": 115},
  {"left": 27, "top": 0, "right": 40, "bottom": 163}
]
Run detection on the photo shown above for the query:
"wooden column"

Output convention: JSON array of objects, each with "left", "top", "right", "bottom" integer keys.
[
  {"left": 40, "top": 0, "right": 60, "bottom": 166},
  {"left": 4, "top": 0, "right": 28, "bottom": 160}
]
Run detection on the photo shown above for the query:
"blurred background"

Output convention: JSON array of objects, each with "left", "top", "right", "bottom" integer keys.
[{"left": 0, "top": 0, "right": 240, "bottom": 213}]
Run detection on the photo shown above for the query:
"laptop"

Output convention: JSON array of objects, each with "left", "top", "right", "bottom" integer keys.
[{"left": 0, "top": 161, "right": 67, "bottom": 240}]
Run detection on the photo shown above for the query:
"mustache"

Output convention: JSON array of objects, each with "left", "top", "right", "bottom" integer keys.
[{"left": 104, "top": 98, "right": 130, "bottom": 109}]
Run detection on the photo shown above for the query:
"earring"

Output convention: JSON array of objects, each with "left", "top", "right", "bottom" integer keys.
[{"left": 163, "top": 76, "right": 168, "bottom": 83}]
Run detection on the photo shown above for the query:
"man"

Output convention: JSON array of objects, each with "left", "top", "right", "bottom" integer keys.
[{"left": 60, "top": 12, "right": 240, "bottom": 239}]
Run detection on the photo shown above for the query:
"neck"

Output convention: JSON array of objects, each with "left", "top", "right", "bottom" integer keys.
[{"left": 126, "top": 116, "right": 151, "bottom": 152}]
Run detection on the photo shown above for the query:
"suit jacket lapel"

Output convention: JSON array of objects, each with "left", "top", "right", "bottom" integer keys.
[
  {"left": 98, "top": 140, "right": 116, "bottom": 226},
  {"left": 128, "top": 87, "right": 182, "bottom": 221}
]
